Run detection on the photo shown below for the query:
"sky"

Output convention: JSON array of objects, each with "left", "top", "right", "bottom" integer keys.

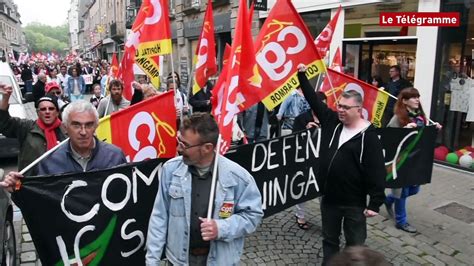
[{"left": 15, "top": 0, "right": 70, "bottom": 27}]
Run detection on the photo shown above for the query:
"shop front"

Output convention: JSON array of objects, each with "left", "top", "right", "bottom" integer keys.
[{"left": 432, "top": 0, "right": 474, "bottom": 171}]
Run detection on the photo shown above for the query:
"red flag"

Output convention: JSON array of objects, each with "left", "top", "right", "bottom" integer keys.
[
  {"left": 322, "top": 68, "right": 389, "bottom": 127},
  {"left": 314, "top": 5, "right": 342, "bottom": 59},
  {"left": 211, "top": 44, "right": 231, "bottom": 122},
  {"left": 254, "top": 0, "right": 326, "bottom": 110},
  {"left": 320, "top": 46, "right": 342, "bottom": 92},
  {"left": 109, "top": 52, "right": 119, "bottom": 78},
  {"left": 117, "top": 49, "right": 135, "bottom": 100},
  {"left": 133, "top": 0, "right": 172, "bottom": 88},
  {"left": 214, "top": 0, "right": 258, "bottom": 154},
  {"left": 192, "top": 0, "right": 217, "bottom": 94},
  {"left": 96, "top": 91, "right": 177, "bottom": 162}
]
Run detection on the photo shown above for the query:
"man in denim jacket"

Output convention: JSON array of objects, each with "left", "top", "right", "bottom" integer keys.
[{"left": 146, "top": 112, "right": 263, "bottom": 266}]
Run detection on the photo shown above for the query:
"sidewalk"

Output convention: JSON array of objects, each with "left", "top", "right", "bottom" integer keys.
[{"left": 240, "top": 165, "right": 473, "bottom": 265}]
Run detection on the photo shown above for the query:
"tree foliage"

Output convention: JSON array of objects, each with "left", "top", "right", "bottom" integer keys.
[{"left": 23, "top": 23, "right": 68, "bottom": 54}]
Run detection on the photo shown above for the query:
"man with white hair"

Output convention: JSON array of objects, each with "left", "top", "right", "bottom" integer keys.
[{"left": 1, "top": 100, "right": 126, "bottom": 190}]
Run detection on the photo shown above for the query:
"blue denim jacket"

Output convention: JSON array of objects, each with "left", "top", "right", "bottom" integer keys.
[{"left": 146, "top": 155, "right": 263, "bottom": 265}]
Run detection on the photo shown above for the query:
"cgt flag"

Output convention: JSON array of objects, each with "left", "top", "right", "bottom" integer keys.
[
  {"left": 254, "top": 0, "right": 326, "bottom": 110},
  {"left": 214, "top": 0, "right": 260, "bottom": 154},
  {"left": 321, "top": 68, "right": 390, "bottom": 128},
  {"left": 192, "top": 0, "right": 217, "bottom": 95},
  {"left": 133, "top": 0, "right": 172, "bottom": 89},
  {"left": 96, "top": 91, "right": 177, "bottom": 162},
  {"left": 314, "top": 5, "right": 342, "bottom": 59}
]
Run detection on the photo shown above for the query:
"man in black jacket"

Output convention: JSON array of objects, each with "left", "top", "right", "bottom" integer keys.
[
  {"left": 189, "top": 81, "right": 213, "bottom": 113},
  {"left": 297, "top": 64, "right": 386, "bottom": 265},
  {"left": 383, "top": 65, "right": 412, "bottom": 126}
]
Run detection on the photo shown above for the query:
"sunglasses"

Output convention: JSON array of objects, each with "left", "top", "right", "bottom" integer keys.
[
  {"left": 51, "top": 90, "right": 61, "bottom": 95},
  {"left": 38, "top": 107, "right": 56, "bottom": 112}
]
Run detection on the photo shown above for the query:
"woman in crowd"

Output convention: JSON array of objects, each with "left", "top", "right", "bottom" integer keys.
[
  {"left": 67, "top": 67, "right": 86, "bottom": 101},
  {"left": 385, "top": 87, "right": 442, "bottom": 233}
]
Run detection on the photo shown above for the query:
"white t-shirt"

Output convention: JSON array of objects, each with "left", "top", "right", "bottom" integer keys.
[{"left": 338, "top": 121, "right": 370, "bottom": 148}]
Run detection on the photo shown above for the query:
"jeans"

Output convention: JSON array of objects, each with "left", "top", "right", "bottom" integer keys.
[
  {"left": 386, "top": 186, "right": 420, "bottom": 226},
  {"left": 321, "top": 199, "right": 367, "bottom": 265}
]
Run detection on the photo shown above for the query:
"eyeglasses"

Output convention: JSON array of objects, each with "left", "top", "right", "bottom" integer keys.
[
  {"left": 176, "top": 136, "right": 204, "bottom": 150},
  {"left": 336, "top": 103, "right": 361, "bottom": 111},
  {"left": 70, "top": 121, "right": 96, "bottom": 131},
  {"left": 38, "top": 107, "right": 56, "bottom": 112}
]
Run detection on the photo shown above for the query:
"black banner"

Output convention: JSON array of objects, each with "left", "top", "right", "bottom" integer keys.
[
  {"left": 13, "top": 159, "right": 167, "bottom": 266},
  {"left": 227, "top": 129, "right": 321, "bottom": 217},
  {"left": 377, "top": 126, "right": 436, "bottom": 188},
  {"left": 13, "top": 127, "right": 436, "bottom": 264}
]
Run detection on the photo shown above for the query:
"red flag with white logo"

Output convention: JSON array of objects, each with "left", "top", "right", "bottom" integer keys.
[
  {"left": 254, "top": 0, "right": 326, "bottom": 110},
  {"left": 192, "top": 0, "right": 217, "bottom": 95},
  {"left": 314, "top": 5, "right": 342, "bottom": 59},
  {"left": 96, "top": 91, "right": 177, "bottom": 162},
  {"left": 213, "top": 0, "right": 257, "bottom": 154}
]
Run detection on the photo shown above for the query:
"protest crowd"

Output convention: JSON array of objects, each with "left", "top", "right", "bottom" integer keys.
[{"left": 0, "top": 0, "right": 450, "bottom": 265}]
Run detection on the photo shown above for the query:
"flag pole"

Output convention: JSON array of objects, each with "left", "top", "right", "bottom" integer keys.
[
  {"left": 319, "top": 60, "right": 338, "bottom": 104},
  {"left": 169, "top": 49, "right": 182, "bottom": 122},
  {"left": 19, "top": 138, "right": 70, "bottom": 176},
  {"left": 207, "top": 134, "right": 222, "bottom": 219}
]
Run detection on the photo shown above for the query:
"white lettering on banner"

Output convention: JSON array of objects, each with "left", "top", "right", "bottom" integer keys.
[
  {"left": 195, "top": 38, "right": 208, "bottom": 69},
  {"left": 256, "top": 25, "right": 306, "bottom": 81},
  {"left": 120, "top": 219, "right": 144, "bottom": 257},
  {"left": 56, "top": 164, "right": 161, "bottom": 263},
  {"left": 144, "top": 0, "right": 162, "bottom": 25},
  {"left": 61, "top": 180, "right": 100, "bottom": 223},
  {"left": 251, "top": 143, "right": 267, "bottom": 172},
  {"left": 251, "top": 131, "right": 318, "bottom": 172},
  {"left": 128, "top": 112, "right": 157, "bottom": 162},
  {"left": 74, "top": 226, "right": 95, "bottom": 266},
  {"left": 261, "top": 167, "right": 319, "bottom": 210},
  {"left": 61, "top": 165, "right": 160, "bottom": 223},
  {"left": 132, "top": 164, "right": 162, "bottom": 203},
  {"left": 295, "top": 133, "right": 304, "bottom": 163},
  {"left": 102, "top": 174, "right": 132, "bottom": 212}
]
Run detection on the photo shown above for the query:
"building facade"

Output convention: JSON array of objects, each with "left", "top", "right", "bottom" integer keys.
[
  {"left": 261, "top": 0, "right": 473, "bottom": 171},
  {"left": 0, "top": 0, "right": 26, "bottom": 60},
  {"left": 69, "top": 0, "right": 126, "bottom": 60},
  {"left": 68, "top": 0, "right": 80, "bottom": 52}
]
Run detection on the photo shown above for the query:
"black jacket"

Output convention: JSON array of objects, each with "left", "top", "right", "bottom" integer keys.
[
  {"left": 189, "top": 82, "right": 213, "bottom": 113},
  {"left": 33, "top": 81, "right": 45, "bottom": 107},
  {"left": 298, "top": 72, "right": 385, "bottom": 212}
]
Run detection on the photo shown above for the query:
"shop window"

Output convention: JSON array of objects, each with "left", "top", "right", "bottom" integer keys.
[{"left": 432, "top": 1, "right": 474, "bottom": 171}]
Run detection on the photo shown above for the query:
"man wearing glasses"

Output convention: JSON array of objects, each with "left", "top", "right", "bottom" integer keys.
[
  {"left": 297, "top": 65, "right": 386, "bottom": 265},
  {"left": 146, "top": 112, "right": 263, "bottom": 266},
  {"left": 1, "top": 100, "right": 126, "bottom": 190},
  {"left": 0, "top": 84, "right": 66, "bottom": 175}
]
